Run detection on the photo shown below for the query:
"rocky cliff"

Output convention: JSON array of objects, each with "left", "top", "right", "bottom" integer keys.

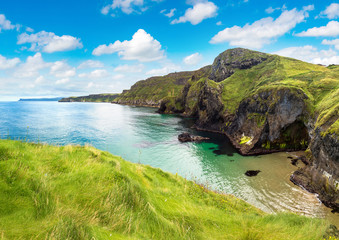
[{"left": 115, "top": 48, "right": 339, "bottom": 210}]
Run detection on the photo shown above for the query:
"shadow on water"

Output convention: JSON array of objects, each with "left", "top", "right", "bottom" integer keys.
[{"left": 178, "top": 117, "right": 237, "bottom": 157}]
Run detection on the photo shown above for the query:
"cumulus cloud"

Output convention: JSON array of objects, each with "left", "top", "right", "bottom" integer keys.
[
  {"left": 171, "top": 1, "right": 218, "bottom": 25},
  {"left": 146, "top": 62, "right": 181, "bottom": 76},
  {"left": 183, "top": 53, "right": 202, "bottom": 65},
  {"left": 274, "top": 45, "right": 339, "bottom": 65},
  {"left": 101, "top": 0, "right": 162, "bottom": 15},
  {"left": 114, "top": 64, "right": 144, "bottom": 72},
  {"left": 25, "top": 27, "right": 34, "bottom": 32},
  {"left": 210, "top": 6, "right": 312, "bottom": 48},
  {"left": 161, "top": 8, "right": 176, "bottom": 18},
  {"left": 265, "top": 5, "right": 286, "bottom": 14},
  {"left": 14, "top": 53, "right": 51, "bottom": 78},
  {"left": 0, "top": 55, "right": 20, "bottom": 69},
  {"left": 17, "top": 31, "right": 83, "bottom": 53},
  {"left": 55, "top": 78, "right": 70, "bottom": 85},
  {"left": 296, "top": 21, "right": 339, "bottom": 37},
  {"left": 92, "top": 29, "right": 165, "bottom": 62},
  {"left": 0, "top": 14, "right": 15, "bottom": 32},
  {"left": 78, "top": 69, "right": 109, "bottom": 79},
  {"left": 50, "top": 61, "right": 76, "bottom": 78},
  {"left": 103, "top": 0, "right": 144, "bottom": 15},
  {"left": 322, "top": 39, "right": 339, "bottom": 50},
  {"left": 78, "top": 60, "right": 104, "bottom": 69},
  {"left": 35, "top": 76, "right": 44, "bottom": 84},
  {"left": 320, "top": 3, "right": 339, "bottom": 19}
]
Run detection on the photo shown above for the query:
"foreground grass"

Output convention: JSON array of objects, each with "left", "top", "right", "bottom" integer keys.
[{"left": 0, "top": 140, "right": 332, "bottom": 239}]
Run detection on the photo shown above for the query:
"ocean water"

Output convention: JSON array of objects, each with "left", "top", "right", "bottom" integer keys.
[{"left": 0, "top": 101, "right": 337, "bottom": 225}]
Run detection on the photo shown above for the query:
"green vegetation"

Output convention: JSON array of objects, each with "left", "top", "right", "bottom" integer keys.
[
  {"left": 239, "top": 135, "right": 253, "bottom": 145},
  {"left": 114, "top": 66, "right": 211, "bottom": 105},
  {"left": 114, "top": 49, "right": 338, "bottom": 137},
  {"left": 219, "top": 55, "right": 338, "bottom": 135},
  {"left": 0, "top": 139, "right": 331, "bottom": 239},
  {"left": 247, "top": 113, "right": 266, "bottom": 127},
  {"left": 59, "top": 94, "right": 120, "bottom": 103}
]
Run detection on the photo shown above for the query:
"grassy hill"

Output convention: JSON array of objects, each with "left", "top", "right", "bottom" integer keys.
[
  {"left": 59, "top": 94, "right": 120, "bottom": 103},
  {"left": 113, "top": 66, "right": 211, "bottom": 107},
  {"left": 0, "top": 139, "right": 332, "bottom": 239}
]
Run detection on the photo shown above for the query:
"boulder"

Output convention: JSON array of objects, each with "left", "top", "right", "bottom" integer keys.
[{"left": 178, "top": 132, "right": 209, "bottom": 142}]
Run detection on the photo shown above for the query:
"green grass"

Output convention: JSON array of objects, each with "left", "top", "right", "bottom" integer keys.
[
  {"left": 0, "top": 139, "right": 332, "bottom": 239},
  {"left": 59, "top": 94, "right": 120, "bottom": 103},
  {"left": 114, "top": 66, "right": 211, "bottom": 105},
  {"left": 217, "top": 54, "right": 338, "bottom": 135}
]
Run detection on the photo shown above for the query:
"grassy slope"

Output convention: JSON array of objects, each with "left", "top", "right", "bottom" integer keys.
[
  {"left": 114, "top": 67, "right": 210, "bottom": 104},
  {"left": 219, "top": 55, "right": 339, "bottom": 134},
  {"left": 0, "top": 140, "right": 331, "bottom": 240},
  {"left": 114, "top": 50, "right": 338, "bottom": 135},
  {"left": 60, "top": 94, "right": 120, "bottom": 103}
]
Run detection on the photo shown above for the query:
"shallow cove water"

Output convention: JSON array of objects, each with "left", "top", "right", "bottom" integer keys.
[{"left": 1, "top": 101, "right": 338, "bottom": 226}]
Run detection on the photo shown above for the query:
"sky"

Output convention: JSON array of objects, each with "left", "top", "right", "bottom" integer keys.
[{"left": 1, "top": 0, "right": 339, "bottom": 100}]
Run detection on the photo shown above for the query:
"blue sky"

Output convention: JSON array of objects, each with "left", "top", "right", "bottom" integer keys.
[{"left": 0, "top": 0, "right": 339, "bottom": 100}]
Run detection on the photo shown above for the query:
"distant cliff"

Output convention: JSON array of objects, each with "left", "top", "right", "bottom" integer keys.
[
  {"left": 114, "top": 48, "right": 339, "bottom": 211},
  {"left": 59, "top": 94, "right": 120, "bottom": 103},
  {"left": 19, "top": 97, "right": 63, "bottom": 101}
]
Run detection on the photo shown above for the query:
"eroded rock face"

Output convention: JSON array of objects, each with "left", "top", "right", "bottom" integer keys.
[
  {"left": 225, "top": 88, "right": 311, "bottom": 155},
  {"left": 209, "top": 48, "right": 268, "bottom": 82},
  {"left": 291, "top": 129, "right": 339, "bottom": 210}
]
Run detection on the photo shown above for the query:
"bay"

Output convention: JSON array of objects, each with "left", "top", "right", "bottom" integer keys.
[{"left": 0, "top": 101, "right": 337, "bottom": 226}]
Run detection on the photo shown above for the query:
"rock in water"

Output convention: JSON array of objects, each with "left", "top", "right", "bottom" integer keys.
[
  {"left": 178, "top": 132, "right": 209, "bottom": 142},
  {"left": 245, "top": 170, "right": 261, "bottom": 177}
]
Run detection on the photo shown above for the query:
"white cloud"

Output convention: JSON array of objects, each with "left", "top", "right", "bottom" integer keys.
[
  {"left": 161, "top": 8, "right": 176, "bottom": 18},
  {"left": 171, "top": 1, "right": 218, "bottom": 25},
  {"left": 112, "top": 74, "right": 125, "bottom": 80},
  {"left": 210, "top": 7, "right": 312, "bottom": 48},
  {"left": 265, "top": 7, "right": 276, "bottom": 14},
  {"left": 320, "top": 3, "right": 339, "bottom": 19},
  {"left": 92, "top": 29, "right": 165, "bottom": 62},
  {"left": 35, "top": 76, "right": 45, "bottom": 84},
  {"left": 25, "top": 27, "right": 34, "bottom": 32},
  {"left": 78, "top": 60, "right": 104, "bottom": 69},
  {"left": 273, "top": 45, "right": 339, "bottom": 65},
  {"left": 114, "top": 64, "right": 144, "bottom": 72},
  {"left": 216, "top": 21, "right": 222, "bottom": 26},
  {"left": 322, "top": 39, "right": 339, "bottom": 50},
  {"left": 265, "top": 5, "right": 287, "bottom": 14},
  {"left": 101, "top": 0, "right": 161, "bottom": 15},
  {"left": 0, "top": 55, "right": 20, "bottom": 69},
  {"left": 78, "top": 69, "right": 109, "bottom": 79},
  {"left": 146, "top": 63, "right": 181, "bottom": 76},
  {"left": 50, "top": 61, "right": 76, "bottom": 78},
  {"left": 14, "top": 53, "right": 50, "bottom": 78},
  {"left": 87, "top": 82, "right": 94, "bottom": 88},
  {"left": 112, "top": 0, "right": 143, "bottom": 14},
  {"left": 17, "top": 31, "right": 83, "bottom": 53},
  {"left": 55, "top": 78, "right": 70, "bottom": 85},
  {"left": 0, "top": 14, "right": 15, "bottom": 32},
  {"left": 183, "top": 53, "right": 202, "bottom": 65},
  {"left": 296, "top": 21, "right": 339, "bottom": 37},
  {"left": 101, "top": 5, "right": 111, "bottom": 15}
]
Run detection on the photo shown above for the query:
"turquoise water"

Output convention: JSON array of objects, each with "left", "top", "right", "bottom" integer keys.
[{"left": 1, "top": 101, "right": 338, "bottom": 224}]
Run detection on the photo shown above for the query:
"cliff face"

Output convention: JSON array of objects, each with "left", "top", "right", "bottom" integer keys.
[
  {"left": 291, "top": 128, "right": 339, "bottom": 210},
  {"left": 209, "top": 48, "right": 268, "bottom": 82},
  {"left": 225, "top": 87, "right": 311, "bottom": 155},
  {"left": 114, "top": 48, "right": 339, "bottom": 210}
]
